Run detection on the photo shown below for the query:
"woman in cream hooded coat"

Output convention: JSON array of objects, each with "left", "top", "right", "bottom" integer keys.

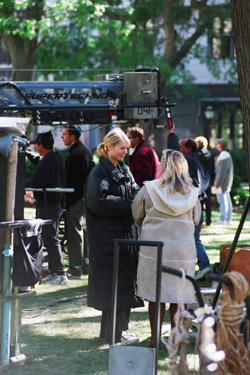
[{"left": 132, "top": 149, "right": 201, "bottom": 346}]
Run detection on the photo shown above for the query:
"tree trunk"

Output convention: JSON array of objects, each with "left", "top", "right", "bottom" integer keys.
[
  {"left": 163, "top": 0, "right": 210, "bottom": 66},
  {"left": 231, "top": 0, "right": 250, "bottom": 188},
  {"left": 1, "top": 0, "right": 45, "bottom": 81},
  {"left": 2, "top": 35, "right": 37, "bottom": 81}
]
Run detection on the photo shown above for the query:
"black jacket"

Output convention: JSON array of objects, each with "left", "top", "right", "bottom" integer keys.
[
  {"left": 85, "top": 157, "right": 143, "bottom": 311},
  {"left": 65, "top": 140, "right": 94, "bottom": 208},
  {"left": 168, "top": 133, "right": 209, "bottom": 198},
  {"left": 196, "top": 147, "right": 215, "bottom": 186},
  {"left": 25, "top": 151, "right": 65, "bottom": 206}
]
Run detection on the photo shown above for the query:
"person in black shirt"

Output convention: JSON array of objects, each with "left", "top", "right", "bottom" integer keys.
[
  {"left": 195, "top": 136, "right": 215, "bottom": 226},
  {"left": 26, "top": 131, "right": 67, "bottom": 285},
  {"left": 61, "top": 125, "right": 94, "bottom": 277}
]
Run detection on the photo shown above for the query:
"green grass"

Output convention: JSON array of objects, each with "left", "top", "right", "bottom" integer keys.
[
  {"left": 4, "top": 210, "right": 250, "bottom": 375},
  {"left": 199, "top": 211, "right": 250, "bottom": 266}
]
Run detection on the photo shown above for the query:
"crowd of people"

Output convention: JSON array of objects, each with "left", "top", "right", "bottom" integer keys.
[
  {"left": 26, "top": 126, "right": 95, "bottom": 285},
  {"left": 26, "top": 124, "right": 234, "bottom": 346}
]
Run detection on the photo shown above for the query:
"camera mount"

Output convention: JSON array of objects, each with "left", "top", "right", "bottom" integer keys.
[{"left": 0, "top": 69, "right": 176, "bottom": 127}]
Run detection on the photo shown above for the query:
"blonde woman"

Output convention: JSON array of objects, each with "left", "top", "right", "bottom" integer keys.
[
  {"left": 85, "top": 127, "right": 143, "bottom": 345},
  {"left": 132, "top": 149, "right": 201, "bottom": 346}
]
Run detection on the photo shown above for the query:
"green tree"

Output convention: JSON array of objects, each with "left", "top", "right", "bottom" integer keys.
[
  {"left": 0, "top": 0, "right": 235, "bottom": 85},
  {"left": 35, "top": 0, "right": 235, "bottom": 86},
  {"left": 0, "top": 0, "right": 111, "bottom": 80},
  {"left": 0, "top": 0, "right": 45, "bottom": 80}
]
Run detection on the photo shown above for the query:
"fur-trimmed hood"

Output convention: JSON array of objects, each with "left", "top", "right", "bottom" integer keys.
[{"left": 144, "top": 179, "right": 200, "bottom": 216}]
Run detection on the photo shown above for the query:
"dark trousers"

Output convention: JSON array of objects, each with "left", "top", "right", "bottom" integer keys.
[
  {"left": 65, "top": 199, "right": 85, "bottom": 272},
  {"left": 36, "top": 203, "right": 65, "bottom": 275},
  {"left": 195, "top": 209, "right": 210, "bottom": 271},
  {"left": 203, "top": 187, "right": 212, "bottom": 225},
  {"left": 100, "top": 308, "right": 130, "bottom": 344}
]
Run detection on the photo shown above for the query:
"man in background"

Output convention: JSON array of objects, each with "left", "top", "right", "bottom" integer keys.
[
  {"left": 195, "top": 136, "right": 215, "bottom": 226},
  {"left": 126, "top": 126, "right": 160, "bottom": 187},
  {"left": 26, "top": 131, "right": 67, "bottom": 285},
  {"left": 61, "top": 125, "right": 94, "bottom": 277},
  {"left": 213, "top": 138, "right": 233, "bottom": 225}
]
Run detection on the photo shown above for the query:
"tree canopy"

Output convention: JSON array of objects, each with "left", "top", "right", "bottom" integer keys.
[{"left": 0, "top": 0, "right": 235, "bottom": 85}]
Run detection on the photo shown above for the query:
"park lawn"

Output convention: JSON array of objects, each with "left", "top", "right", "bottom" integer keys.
[
  {"left": 5, "top": 211, "right": 250, "bottom": 375},
  {"left": 200, "top": 210, "right": 250, "bottom": 266}
]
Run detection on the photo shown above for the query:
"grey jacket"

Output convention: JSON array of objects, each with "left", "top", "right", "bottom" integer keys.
[{"left": 214, "top": 151, "right": 233, "bottom": 192}]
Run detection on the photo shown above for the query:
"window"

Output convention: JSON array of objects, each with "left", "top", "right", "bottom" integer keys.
[{"left": 209, "top": 17, "right": 234, "bottom": 59}]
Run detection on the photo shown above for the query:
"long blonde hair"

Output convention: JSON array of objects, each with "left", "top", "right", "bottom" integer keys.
[
  {"left": 159, "top": 149, "right": 193, "bottom": 194},
  {"left": 97, "top": 127, "right": 130, "bottom": 158}
]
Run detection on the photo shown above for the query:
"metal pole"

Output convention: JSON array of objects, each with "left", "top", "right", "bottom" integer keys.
[
  {"left": 111, "top": 239, "right": 164, "bottom": 373},
  {"left": 1, "top": 140, "right": 18, "bottom": 365},
  {"left": 10, "top": 287, "right": 21, "bottom": 357},
  {"left": 0, "top": 242, "right": 12, "bottom": 366},
  {"left": 111, "top": 242, "right": 119, "bottom": 345},
  {"left": 154, "top": 244, "right": 162, "bottom": 375},
  {"left": 25, "top": 188, "right": 74, "bottom": 193}
]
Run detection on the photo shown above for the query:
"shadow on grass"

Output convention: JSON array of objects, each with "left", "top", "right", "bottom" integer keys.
[
  {"left": 16, "top": 305, "right": 200, "bottom": 375},
  {"left": 21, "top": 284, "right": 88, "bottom": 309},
  {"left": 7, "top": 334, "right": 110, "bottom": 375},
  {"left": 19, "top": 322, "right": 174, "bottom": 375},
  {"left": 15, "top": 266, "right": 208, "bottom": 374}
]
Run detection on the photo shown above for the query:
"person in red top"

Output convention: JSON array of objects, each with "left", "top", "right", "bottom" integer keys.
[{"left": 126, "top": 127, "right": 160, "bottom": 187}]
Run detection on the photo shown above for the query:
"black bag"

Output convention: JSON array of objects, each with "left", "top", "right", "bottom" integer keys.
[{"left": 12, "top": 220, "right": 44, "bottom": 287}]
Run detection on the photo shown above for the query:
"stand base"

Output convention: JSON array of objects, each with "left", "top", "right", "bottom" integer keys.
[{"left": 0, "top": 355, "right": 32, "bottom": 373}]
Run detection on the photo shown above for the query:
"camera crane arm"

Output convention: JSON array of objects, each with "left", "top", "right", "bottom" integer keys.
[{"left": 0, "top": 69, "right": 176, "bottom": 127}]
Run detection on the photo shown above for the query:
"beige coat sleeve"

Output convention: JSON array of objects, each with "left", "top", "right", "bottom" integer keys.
[
  {"left": 193, "top": 199, "right": 202, "bottom": 226},
  {"left": 131, "top": 186, "right": 146, "bottom": 227}
]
